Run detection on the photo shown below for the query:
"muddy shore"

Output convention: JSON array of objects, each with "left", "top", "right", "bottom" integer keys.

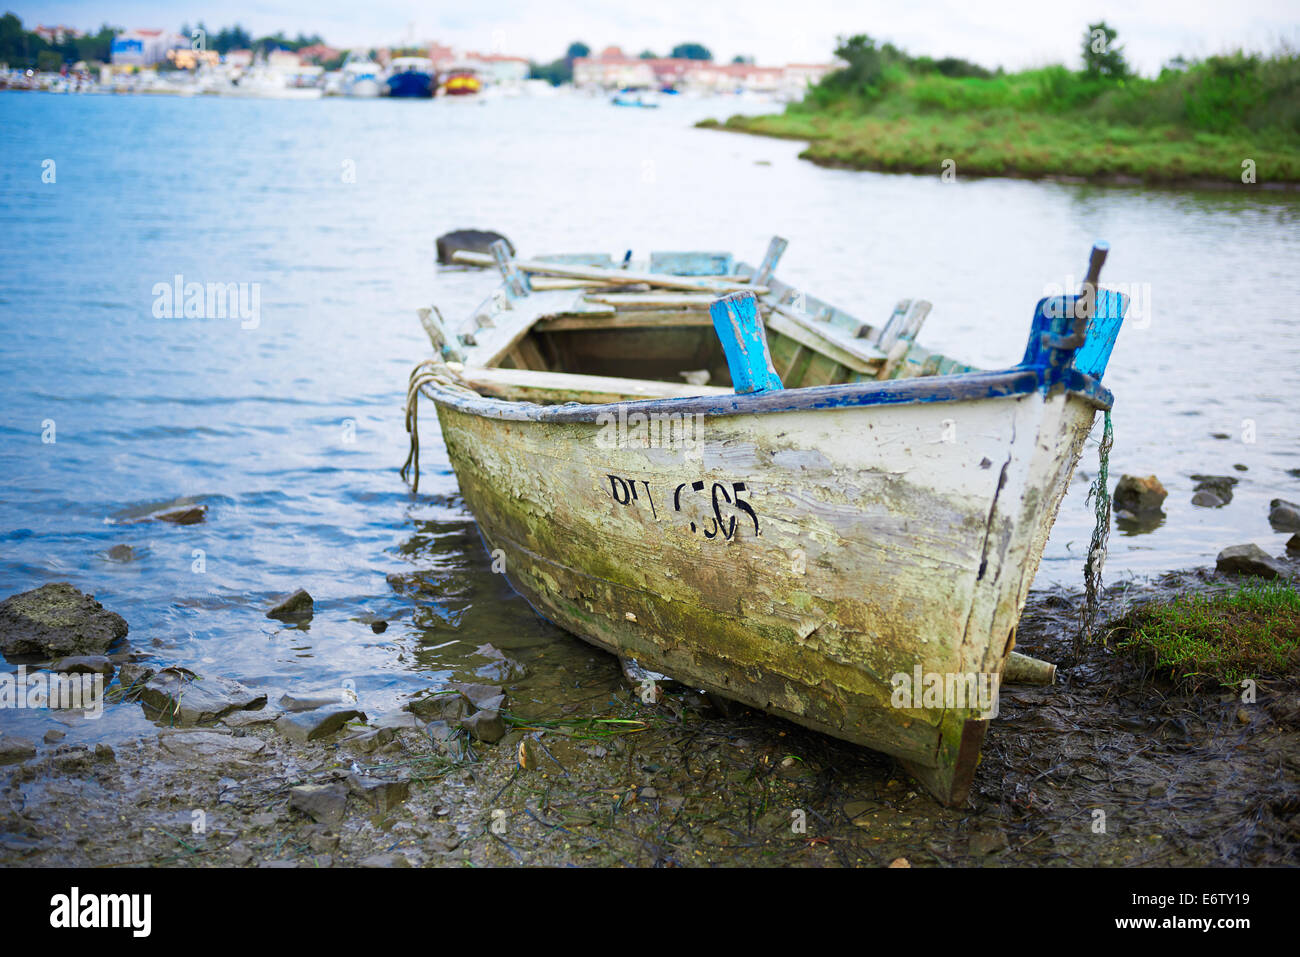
[{"left": 1, "top": 568, "right": 1296, "bottom": 868}]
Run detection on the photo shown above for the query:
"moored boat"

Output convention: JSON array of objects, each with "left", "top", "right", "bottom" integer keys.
[
  {"left": 386, "top": 57, "right": 435, "bottom": 98},
  {"left": 341, "top": 52, "right": 385, "bottom": 97},
  {"left": 442, "top": 69, "right": 482, "bottom": 96},
  {"left": 403, "top": 238, "right": 1127, "bottom": 805},
  {"left": 612, "top": 88, "right": 660, "bottom": 108}
]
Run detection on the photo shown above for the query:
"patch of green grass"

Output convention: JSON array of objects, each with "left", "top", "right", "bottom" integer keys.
[
  {"left": 699, "top": 49, "right": 1300, "bottom": 184},
  {"left": 706, "top": 110, "right": 1300, "bottom": 183},
  {"left": 1114, "top": 581, "right": 1300, "bottom": 687}
]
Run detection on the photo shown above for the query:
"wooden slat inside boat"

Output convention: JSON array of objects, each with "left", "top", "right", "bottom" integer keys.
[{"left": 406, "top": 237, "right": 1128, "bottom": 805}]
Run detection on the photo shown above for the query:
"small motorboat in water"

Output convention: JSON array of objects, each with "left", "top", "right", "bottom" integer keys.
[{"left": 612, "top": 88, "right": 660, "bottom": 108}]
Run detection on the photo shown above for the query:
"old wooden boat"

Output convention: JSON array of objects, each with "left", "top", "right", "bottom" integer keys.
[{"left": 404, "top": 237, "right": 1127, "bottom": 805}]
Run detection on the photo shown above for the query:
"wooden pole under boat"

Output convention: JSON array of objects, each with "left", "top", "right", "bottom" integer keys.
[{"left": 1004, "top": 651, "right": 1056, "bottom": 685}]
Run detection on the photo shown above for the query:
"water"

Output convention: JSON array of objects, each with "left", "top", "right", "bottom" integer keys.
[{"left": 2, "top": 90, "right": 1298, "bottom": 744}]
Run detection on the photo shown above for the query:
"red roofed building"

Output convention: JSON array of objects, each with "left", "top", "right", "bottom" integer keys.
[
  {"left": 296, "top": 44, "right": 342, "bottom": 65},
  {"left": 35, "top": 25, "right": 81, "bottom": 45}
]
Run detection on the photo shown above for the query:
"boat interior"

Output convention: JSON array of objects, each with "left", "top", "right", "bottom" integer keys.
[{"left": 423, "top": 241, "right": 978, "bottom": 407}]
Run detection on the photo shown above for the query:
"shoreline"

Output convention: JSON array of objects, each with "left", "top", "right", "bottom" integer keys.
[
  {"left": 2, "top": 567, "right": 1295, "bottom": 867},
  {"left": 697, "top": 116, "right": 1300, "bottom": 191}
]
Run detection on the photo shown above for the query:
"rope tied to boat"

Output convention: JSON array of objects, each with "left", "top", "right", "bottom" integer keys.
[
  {"left": 1080, "top": 409, "right": 1113, "bottom": 646},
  {"left": 400, "top": 359, "right": 478, "bottom": 493}
]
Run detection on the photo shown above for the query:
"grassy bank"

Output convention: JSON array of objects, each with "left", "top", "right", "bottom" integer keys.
[
  {"left": 1114, "top": 580, "right": 1300, "bottom": 686},
  {"left": 700, "top": 40, "right": 1300, "bottom": 185}
]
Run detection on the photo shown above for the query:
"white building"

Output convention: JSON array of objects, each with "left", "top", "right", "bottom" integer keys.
[
  {"left": 463, "top": 53, "right": 529, "bottom": 86},
  {"left": 572, "top": 47, "right": 840, "bottom": 95},
  {"left": 573, "top": 47, "right": 655, "bottom": 88},
  {"left": 266, "top": 49, "right": 302, "bottom": 73},
  {"left": 110, "top": 29, "right": 187, "bottom": 67}
]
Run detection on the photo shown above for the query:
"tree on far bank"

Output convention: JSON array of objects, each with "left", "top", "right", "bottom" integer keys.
[
  {"left": 532, "top": 43, "right": 586, "bottom": 86},
  {"left": 0, "top": 12, "right": 118, "bottom": 68},
  {"left": 830, "top": 34, "right": 887, "bottom": 94},
  {"left": 212, "top": 26, "right": 253, "bottom": 54},
  {"left": 670, "top": 42, "right": 712, "bottom": 61},
  {"left": 1082, "top": 21, "right": 1130, "bottom": 78},
  {"left": 72, "top": 26, "right": 117, "bottom": 63}
]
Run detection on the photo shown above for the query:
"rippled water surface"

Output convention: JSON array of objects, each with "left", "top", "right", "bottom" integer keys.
[{"left": 2, "top": 91, "right": 1298, "bottom": 742}]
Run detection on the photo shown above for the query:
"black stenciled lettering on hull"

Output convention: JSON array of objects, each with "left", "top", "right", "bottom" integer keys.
[
  {"left": 640, "top": 480, "right": 657, "bottom": 519},
  {"left": 731, "top": 482, "right": 759, "bottom": 535},
  {"left": 609, "top": 473, "right": 760, "bottom": 540},
  {"left": 607, "top": 474, "right": 632, "bottom": 505}
]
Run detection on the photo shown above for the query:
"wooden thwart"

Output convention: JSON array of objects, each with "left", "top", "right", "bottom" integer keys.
[
  {"left": 535, "top": 312, "right": 714, "bottom": 332},
  {"left": 764, "top": 306, "right": 886, "bottom": 376},
  {"left": 453, "top": 250, "right": 766, "bottom": 295},
  {"left": 461, "top": 366, "right": 732, "bottom": 404}
]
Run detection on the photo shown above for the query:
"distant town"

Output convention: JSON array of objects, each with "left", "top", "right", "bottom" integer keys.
[{"left": 0, "top": 15, "right": 838, "bottom": 98}]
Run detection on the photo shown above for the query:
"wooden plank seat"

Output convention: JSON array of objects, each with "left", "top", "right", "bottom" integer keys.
[{"left": 459, "top": 367, "right": 733, "bottom": 405}]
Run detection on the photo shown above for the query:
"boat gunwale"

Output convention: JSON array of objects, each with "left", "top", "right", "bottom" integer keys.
[{"left": 420, "top": 365, "right": 1114, "bottom": 424}]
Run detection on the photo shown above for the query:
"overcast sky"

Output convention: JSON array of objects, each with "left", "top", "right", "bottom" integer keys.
[{"left": 13, "top": 0, "right": 1299, "bottom": 74}]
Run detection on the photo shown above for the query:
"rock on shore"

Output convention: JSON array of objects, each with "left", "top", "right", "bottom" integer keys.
[
  {"left": 289, "top": 783, "right": 348, "bottom": 825},
  {"left": 1268, "top": 499, "right": 1300, "bottom": 532},
  {"left": 1215, "top": 544, "right": 1289, "bottom": 579},
  {"left": 0, "top": 583, "right": 128, "bottom": 660},
  {"left": 461, "top": 709, "right": 506, "bottom": 743},
  {"left": 1112, "top": 474, "right": 1167, "bottom": 516},
  {"left": 275, "top": 705, "right": 366, "bottom": 743},
  {"left": 0, "top": 733, "right": 37, "bottom": 765},
  {"left": 154, "top": 505, "right": 207, "bottom": 525},
  {"left": 267, "top": 589, "right": 314, "bottom": 622},
  {"left": 1190, "top": 474, "right": 1238, "bottom": 508},
  {"left": 158, "top": 730, "right": 266, "bottom": 764},
  {"left": 435, "top": 229, "right": 514, "bottom": 265},
  {"left": 139, "top": 669, "right": 268, "bottom": 726}
]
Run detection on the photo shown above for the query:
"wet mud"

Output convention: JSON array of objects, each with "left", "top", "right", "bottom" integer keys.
[{"left": 1, "top": 567, "right": 1295, "bottom": 868}]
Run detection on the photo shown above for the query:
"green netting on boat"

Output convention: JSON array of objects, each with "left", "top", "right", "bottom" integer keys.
[{"left": 1081, "top": 410, "right": 1113, "bottom": 643}]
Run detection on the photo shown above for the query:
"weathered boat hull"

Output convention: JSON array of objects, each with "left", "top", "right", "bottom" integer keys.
[{"left": 427, "top": 371, "right": 1107, "bottom": 805}]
